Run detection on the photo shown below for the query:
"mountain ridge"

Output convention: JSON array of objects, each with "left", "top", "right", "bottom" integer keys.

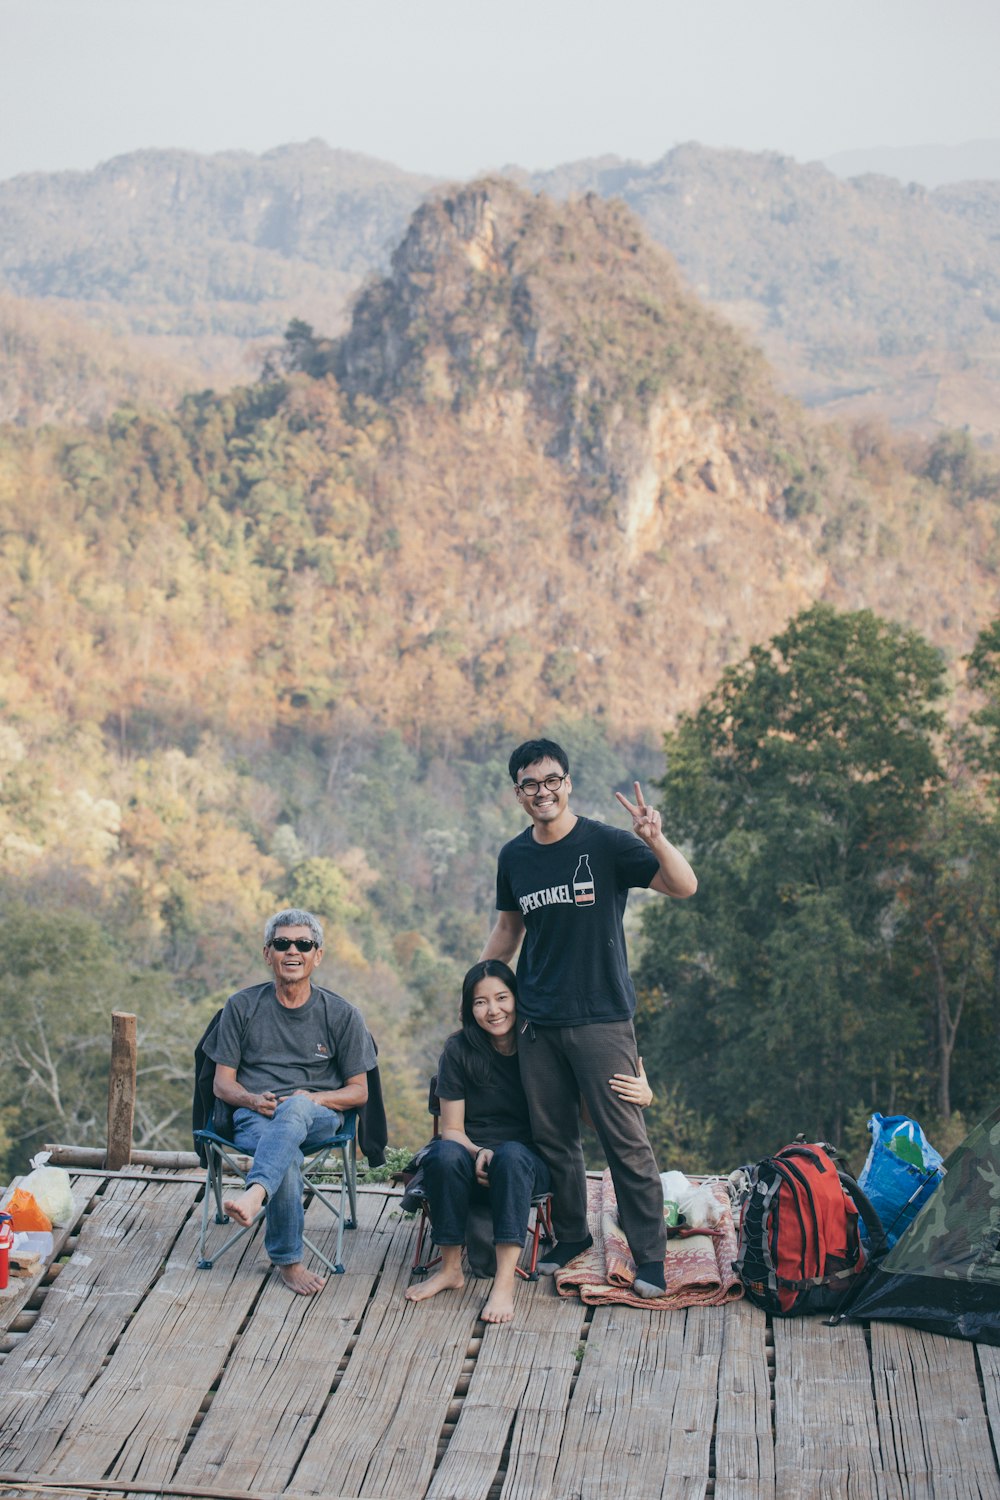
[
  {"left": 3, "top": 139, "right": 1000, "bottom": 437},
  {"left": 527, "top": 143, "right": 1000, "bottom": 439},
  {"left": 2, "top": 179, "right": 996, "bottom": 753},
  {"left": 823, "top": 137, "right": 1000, "bottom": 188}
]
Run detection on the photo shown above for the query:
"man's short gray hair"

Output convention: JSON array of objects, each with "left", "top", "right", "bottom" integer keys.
[{"left": 264, "top": 909, "right": 324, "bottom": 948}]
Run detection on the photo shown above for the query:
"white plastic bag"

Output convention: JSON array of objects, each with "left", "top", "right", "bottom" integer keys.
[
  {"left": 659, "top": 1170, "right": 724, "bottom": 1231},
  {"left": 12, "top": 1230, "right": 54, "bottom": 1268},
  {"left": 19, "top": 1152, "right": 74, "bottom": 1226}
]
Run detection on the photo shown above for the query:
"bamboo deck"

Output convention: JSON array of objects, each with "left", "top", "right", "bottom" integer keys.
[{"left": 1, "top": 1168, "right": 999, "bottom": 1500}]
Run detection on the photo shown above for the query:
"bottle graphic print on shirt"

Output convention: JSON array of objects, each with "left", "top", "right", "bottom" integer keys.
[{"left": 573, "top": 854, "right": 595, "bottom": 905}]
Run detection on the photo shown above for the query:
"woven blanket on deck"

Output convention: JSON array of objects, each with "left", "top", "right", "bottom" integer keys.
[{"left": 554, "top": 1171, "right": 744, "bottom": 1309}]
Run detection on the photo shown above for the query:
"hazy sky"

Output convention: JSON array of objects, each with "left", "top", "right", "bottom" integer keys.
[{"left": 2, "top": 0, "right": 999, "bottom": 183}]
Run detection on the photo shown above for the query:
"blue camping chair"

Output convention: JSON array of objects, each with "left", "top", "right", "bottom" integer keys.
[{"left": 194, "top": 1110, "right": 359, "bottom": 1275}]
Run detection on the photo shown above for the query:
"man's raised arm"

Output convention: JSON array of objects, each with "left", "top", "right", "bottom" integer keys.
[{"left": 615, "top": 782, "right": 698, "bottom": 899}]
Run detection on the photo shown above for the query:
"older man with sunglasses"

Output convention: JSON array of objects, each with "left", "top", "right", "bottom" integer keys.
[{"left": 208, "top": 908, "right": 375, "bottom": 1295}]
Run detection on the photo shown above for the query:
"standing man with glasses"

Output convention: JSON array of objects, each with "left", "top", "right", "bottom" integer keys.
[
  {"left": 481, "top": 739, "right": 697, "bottom": 1298},
  {"left": 207, "top": 908, "right": 375, "bottom": 1295}
]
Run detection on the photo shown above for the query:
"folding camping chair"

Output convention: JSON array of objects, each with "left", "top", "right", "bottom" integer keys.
[
  {"left": 194, "top": 1109, "right": 359, "bottom": 1276},
  {"left": 406, "top": 1076, "right": 553, "bottom": 1282}
]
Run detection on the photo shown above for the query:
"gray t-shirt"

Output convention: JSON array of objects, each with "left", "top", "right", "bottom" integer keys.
[{"left": 208, "top": 981, "right": 376, "bottom": 1095}]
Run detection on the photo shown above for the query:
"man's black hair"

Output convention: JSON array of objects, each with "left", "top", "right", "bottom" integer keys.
[{"left": 507, "top": 738, "right": 570, "bottom": 785}]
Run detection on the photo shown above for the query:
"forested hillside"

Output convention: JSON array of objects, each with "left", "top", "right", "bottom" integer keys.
[
  {"left": 1, "top": 179, "right": 998, "bottom": 1176},
  {"left": 528, "top": 144, "right": 1000, "bottom": 438},
  {"left": 3, "top": 140, "right": 1000, "bottom": 438},
  {"left": 0, "top": 294, "right": 199, "bottom": 426},
  {"left": 0, "top": 142, "right": 437, "bottom": 420}
]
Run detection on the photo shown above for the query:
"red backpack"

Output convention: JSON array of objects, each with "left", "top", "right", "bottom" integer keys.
[{"left": 734, "top": 1140, "right": 886, "bottom": 1316}]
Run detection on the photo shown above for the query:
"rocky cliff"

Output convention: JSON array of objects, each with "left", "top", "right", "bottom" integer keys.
[
  {"left": 2, "top": 179, "right": 996, "bottom": 745},
  {"left": 320, "top": 181, "right": 994, "bottom": 730}
]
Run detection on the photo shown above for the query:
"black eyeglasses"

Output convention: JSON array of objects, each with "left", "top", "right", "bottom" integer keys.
[
  {"left": 269, "top": 937, "right": 319, "bottom": 952},
  {"left": 516, "top": 774, "right": 568, "bottom": 796}
]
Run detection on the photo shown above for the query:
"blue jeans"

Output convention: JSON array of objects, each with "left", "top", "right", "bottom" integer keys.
[
  {"left": 232, "top": 1095, "right": 343, "bottom": 1265},
  {"left": 421, "top": 1138, "right": 550, "bottom": 1246}
]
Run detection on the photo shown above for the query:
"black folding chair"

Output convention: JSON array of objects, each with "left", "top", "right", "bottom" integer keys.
[{"left": 406, "top": 1076, "right": 553, "bottom": 1281}]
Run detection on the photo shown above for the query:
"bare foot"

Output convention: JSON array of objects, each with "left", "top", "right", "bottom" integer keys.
[
  {"left": 223, "top": 1184, "right": 266, "bottom": 1226},
  {"left": 481, "top": 1244, "right": 520, "bottom": 1324},
  {"left": 405, "top": 1265, "right": 465, "bottom": 1303},
  {"left": 278, "top": 1262, "right": 326, "bottom": 1296},
  {"left": 481, "top": 1287, "right": 515, "bottom": 1323}
]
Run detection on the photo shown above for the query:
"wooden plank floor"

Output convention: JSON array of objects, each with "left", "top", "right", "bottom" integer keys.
[{"left": 1, "top": 1168, "right": 998, "bottom": 1500}]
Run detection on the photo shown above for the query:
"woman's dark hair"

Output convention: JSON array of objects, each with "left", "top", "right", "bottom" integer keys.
[{"left": 452, "top": 959, "right": 519, "bottom": 1087}]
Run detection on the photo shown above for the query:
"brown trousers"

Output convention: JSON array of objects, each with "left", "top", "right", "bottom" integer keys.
[{"left": 517, "top": 1019, "right": 666, "bottom": 1266}]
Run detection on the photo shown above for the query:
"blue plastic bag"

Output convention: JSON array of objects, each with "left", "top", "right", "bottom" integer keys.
[{"left": 857, "top": 1113, "right": 945, "bottom": 1249}]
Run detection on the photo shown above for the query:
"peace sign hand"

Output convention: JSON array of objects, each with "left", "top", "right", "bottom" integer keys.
[{"left": 614, "top": 782, "right": 663, "bottom": 846}]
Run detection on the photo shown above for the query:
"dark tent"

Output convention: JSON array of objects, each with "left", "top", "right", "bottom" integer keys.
[{"left": 841, "top": 1102, "right": 1000, "bottom": 1345}]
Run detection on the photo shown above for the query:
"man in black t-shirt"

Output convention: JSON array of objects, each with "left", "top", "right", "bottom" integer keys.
[{"left": 482, "top": 738, "right": 697, "bottom": 1298}]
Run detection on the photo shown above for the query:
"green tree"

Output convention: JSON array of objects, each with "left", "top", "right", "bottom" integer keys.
[
  {"left": 635, "top": 605, "right": 947, "bottom": 1165},
  {"left": 284, "top": 856, "right": 362, "bottom": 926},
  {"left": 967, "top": 616, "right": 1000, "bottom": 786},
  {"left": 923, "top": 430, "right": 1000, "bottom": 508},
  {"left": 0, "top": 901, "right": 211, "bottom": 1176},
  {"left": 268, "top": 319, "right": 336, "bottom": 380},
  {"left": 892, "top": 793, "right": 1000, "bottom": 1124}
]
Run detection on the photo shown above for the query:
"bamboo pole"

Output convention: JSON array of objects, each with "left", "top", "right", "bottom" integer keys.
[
  {"left": 104, "top": 1012, "right": 137, "bottom": 1171},
  {"left": 43, "top": 1145, "right": 204, "bottom": 1170}
]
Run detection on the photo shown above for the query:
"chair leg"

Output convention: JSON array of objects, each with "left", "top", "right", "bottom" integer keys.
[
  {"left": 301, "top": 1232, "right": 345, "bottom": 1276},
  {"left": 410, "top": 1203, "right": 440, "bottom": 1278},
  {"left": 517, "top": 1213, "right": 541, "bottom": 1281},
  {"left": 302, "top": 1156, "right": 346, "bottom": 1273},
  {"left": 212, "top": 1152, "right": 227, "bottom": 1224},
  {"left": 201, "top": 1216, "right": 260, "bottom": 1269},
  {"left": 517, "top": 1195, "right": 554, "bottom": 1282},
  {"left": 345, "top": 1140, "right": 358, "bottom": 1230},
  {"left": 197, "top": 1142, "right": 263, "bottom": 1270},
  {"left": 199, "top": 1144, "right": 230, "bottom": 1268},
  {"left": 332, "top": 1153, "right": 346, "bottom": 1270},
  {"left": 300, "top": 1141, "right": 353, "bottom": 1272},
  {"left": 411, "top": 1207, "right": 429, "bottom": 1276},
  {"left": 197, "top": 1159, "right": 215, "bottom": 1269}
]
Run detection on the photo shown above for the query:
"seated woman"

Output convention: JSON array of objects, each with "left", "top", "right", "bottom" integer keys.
[
  {"left": 404, "top": 959, "right": 654, "bottom": 1323},
  {"left": 404, "top": 959, "right": 551, "bottom": 1324}
]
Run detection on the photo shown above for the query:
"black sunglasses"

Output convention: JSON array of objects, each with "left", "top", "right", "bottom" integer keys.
[{"left": 269, "top": 937, "right": 319, "bottom": 953}]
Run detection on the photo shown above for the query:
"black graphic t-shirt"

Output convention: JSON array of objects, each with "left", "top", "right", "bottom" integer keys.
[
  {"left": 435, "top": 1034, "right": 535, "bottom": 1150},
  {"left": 495, "top": 816, "right": 659, "bottom": 1026}
]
